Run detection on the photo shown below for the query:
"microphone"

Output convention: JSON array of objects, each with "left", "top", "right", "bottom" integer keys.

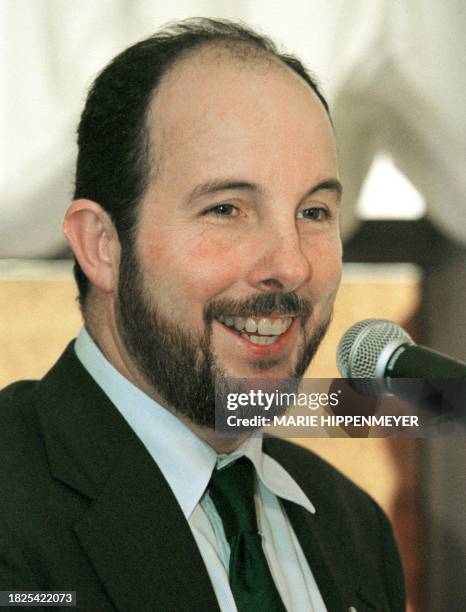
[
  {"left": 336, "top": 319, "right": 466, "bottom": 425},
  {"left": 337, "top": 319, "right": 466, "bottom": 381}
]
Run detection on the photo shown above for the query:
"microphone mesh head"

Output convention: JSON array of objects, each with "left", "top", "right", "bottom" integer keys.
[{"left": 337, "top": 319, "right": 413, "bottom": 377}]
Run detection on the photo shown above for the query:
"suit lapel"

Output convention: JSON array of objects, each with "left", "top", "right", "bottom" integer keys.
[
  {"left": 280, "top": 499, "right": 348, "bottom": 612},
  {"left": 36, "top": 344, "right": 220, "bottom": 612},
  {"left": 283, "top": 499, "right": 390, "bottom": 611},
  {"left": 263, "top": 439, "right": 386, "bottom": 612},
  {"left": 73, "top": 433, "right": 220, "bottom": 612}
]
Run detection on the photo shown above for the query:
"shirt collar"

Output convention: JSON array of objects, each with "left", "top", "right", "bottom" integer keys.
[
  {"left": 74, "top": 327, "right": 315, "bottom": 518},
  {"left": 217, "top": 435, "right": 315, "bottom": 514}
]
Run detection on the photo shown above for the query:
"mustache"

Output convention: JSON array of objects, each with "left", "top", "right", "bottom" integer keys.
[{"left": 204, "top": 292, "right": 312, "bottom": 325}]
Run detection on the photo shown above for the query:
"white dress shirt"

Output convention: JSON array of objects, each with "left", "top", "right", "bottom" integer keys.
[{"left": 74, "top": 328, "right": 327, "bottom": 612}]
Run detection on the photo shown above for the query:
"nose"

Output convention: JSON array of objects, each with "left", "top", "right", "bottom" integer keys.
[{"left": 245, "top": 224, "right": 311, "bottom": 293}]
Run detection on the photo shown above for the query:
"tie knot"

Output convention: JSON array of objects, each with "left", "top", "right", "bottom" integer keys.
[{"left": 209, "top": 456, "right": 258, "bottom": 542}]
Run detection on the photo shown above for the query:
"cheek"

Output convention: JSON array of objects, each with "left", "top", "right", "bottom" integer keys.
[
  {"left": 184, "top": 237, "right": 244, "bottom": 299},
  {"left": 307, "top": 237, "right": 342, "bottom": 299},
  {"left": 144, "top": 232, "right": 245, "bottom": 304}
]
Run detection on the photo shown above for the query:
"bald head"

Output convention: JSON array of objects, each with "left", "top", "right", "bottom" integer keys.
[{"left": 147, "top": 45, "right": 335, "bottom": 197}]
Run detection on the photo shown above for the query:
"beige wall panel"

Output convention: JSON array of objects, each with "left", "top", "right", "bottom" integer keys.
[{"left": 0, "top": 270, "right": 81, "bottom": 389}]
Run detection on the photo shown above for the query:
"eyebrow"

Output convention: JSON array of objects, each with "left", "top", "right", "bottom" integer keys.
[
  {"left": 188, "top": 179, "right": 258, "bottom": 200},
  {"left": 304, "top": 179, "right": 343, "bottom": 201},
  {"left": 188, "top": 177, "right": 343, "bottom": 202}
]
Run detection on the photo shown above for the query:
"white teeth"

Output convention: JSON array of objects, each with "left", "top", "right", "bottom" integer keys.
[
  {"left": 218, "top": 314, "right": 293, "bottom": 337},
  {"left": 257, "top": 317, "right": 292, "bottom": 335},
  {"left": 242, "top": 334, "right": 279, "bottom": 345},
  {"left": 279, "top": 318, "right": 293, "bottom": 333},
  {"left": 257, "top": 318, "right": 276, "bottom": 335},
  {"left": 245, "top": 318, "right": 258, "bottom": 333},
  {"left": 234, "top": 317, "right": 246, "bottom": 331},
  {"left": 273, "top": 319, "right": 286, "bottom": 334}
]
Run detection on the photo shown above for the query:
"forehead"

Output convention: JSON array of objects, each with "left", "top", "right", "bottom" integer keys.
[{"left": 146, "top": 45, "right": 337, "bottom": 190}]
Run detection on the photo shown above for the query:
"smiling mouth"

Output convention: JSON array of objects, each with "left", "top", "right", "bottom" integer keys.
[{"left": 216, "top": 314, "right": 294, "bottom": 346}]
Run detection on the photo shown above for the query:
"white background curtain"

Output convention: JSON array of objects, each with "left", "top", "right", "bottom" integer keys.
[{"left": 1, "top": 0, "right": 465, "bottom": 256}]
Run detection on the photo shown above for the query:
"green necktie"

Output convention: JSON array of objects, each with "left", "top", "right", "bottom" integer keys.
[{"left": 209, "top": 457, "right": 287, "bottom": 612}]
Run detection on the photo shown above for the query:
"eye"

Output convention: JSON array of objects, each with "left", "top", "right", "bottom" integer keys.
[
  {"left": 204, "top": 203, "right": 240, "bottom": 217},
  {"left": 298, "top": 206, "right": 330, "bottom": 221}
]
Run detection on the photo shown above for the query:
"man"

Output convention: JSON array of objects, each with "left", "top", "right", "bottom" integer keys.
[{"left": 0, "top": 19, "right": 404, "bottom": 611}]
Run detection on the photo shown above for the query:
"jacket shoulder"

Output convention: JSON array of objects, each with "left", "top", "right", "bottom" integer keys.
[
  {"left": 0, "top": 378, "right": 47, "bottom": 485},
  {"left": 0, "top": 378, "right": 38, "bottom": 402},
  {"left": 0, "top": 379, "right": 41, "bottom": 444}
]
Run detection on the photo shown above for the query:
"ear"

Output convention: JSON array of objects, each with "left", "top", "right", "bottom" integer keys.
[{"left": 63, "top": 199, "right": 120, "bottom": 294}]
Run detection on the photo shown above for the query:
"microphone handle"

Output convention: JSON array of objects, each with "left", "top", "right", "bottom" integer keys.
[{"left": 387, "top": 345, "right": 466, "bottom": 378}]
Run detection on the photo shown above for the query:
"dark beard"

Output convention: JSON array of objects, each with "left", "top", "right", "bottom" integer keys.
[{"left": 116, "top": 244, "right": 331, "bottom": 429}]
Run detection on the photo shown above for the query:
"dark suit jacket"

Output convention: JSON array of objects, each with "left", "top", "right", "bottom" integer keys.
[{"left": 0, "top": 343, "right": 405, "bottom": 611}]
